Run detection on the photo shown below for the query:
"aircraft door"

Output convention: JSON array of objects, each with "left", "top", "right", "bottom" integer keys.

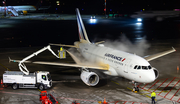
[{"left": 123, "top": 59, "right": 131, "bottom": 73}]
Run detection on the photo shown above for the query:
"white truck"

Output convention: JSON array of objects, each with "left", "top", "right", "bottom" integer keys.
[
  {"left": 3, "top": 71, "right": 52, "bottom": 90},
  {"left": 5, "top": 45, "right": 62, "bottom": 90}
]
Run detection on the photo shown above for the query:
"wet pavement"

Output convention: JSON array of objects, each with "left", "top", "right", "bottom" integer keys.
[
  {"left": 0, "top": 40, "right": 180, "bottom": 104},
  {"left": 0, "top": 13, "right": 180, "bottom": 104}
]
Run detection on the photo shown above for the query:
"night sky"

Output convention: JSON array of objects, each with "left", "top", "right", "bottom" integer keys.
[{"left": 3, "top": 0, "right": 180, "bottom": 14}]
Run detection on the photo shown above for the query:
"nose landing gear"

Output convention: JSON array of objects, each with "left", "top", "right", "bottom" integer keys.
[{"left": 132, "top": 81, "right": 139, "bottom": 92}]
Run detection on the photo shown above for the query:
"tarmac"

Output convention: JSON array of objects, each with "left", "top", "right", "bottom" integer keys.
[
  {"left": 0, "top": 39, "right": 180, "bottom": 104},
  {"left": 0, "top": 13, "right": 103, "bottom": 20},
  {"left": 0, "top": 13, "right": 180, "bottom": 104}
]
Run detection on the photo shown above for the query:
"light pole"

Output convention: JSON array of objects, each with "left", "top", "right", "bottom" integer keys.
[
  {"left": 104, "top": 0, "right": 106, "bottom": 16},
  {"left": 2, "top": 0, "right": 6, "bottom": 17}
]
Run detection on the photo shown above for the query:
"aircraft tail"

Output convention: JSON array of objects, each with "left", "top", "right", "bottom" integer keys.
[{"left": 76, "top": 8, "right": 91, "bottom": 43}]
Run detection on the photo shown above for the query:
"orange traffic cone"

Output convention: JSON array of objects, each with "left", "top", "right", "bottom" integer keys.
[
  {"left": 103, "top": 97, "right": 108, "bottom": 104},
  {"left": 1, "top": 79, "right": 3, "bottom": 85},
  {"left": 177, "top": 66, "right": 179, "bottom": 73}
]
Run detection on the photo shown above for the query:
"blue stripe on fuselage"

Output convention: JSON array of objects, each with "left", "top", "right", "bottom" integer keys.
[{"left": 76, "top": 10, "right": 86, "bottom": 40}]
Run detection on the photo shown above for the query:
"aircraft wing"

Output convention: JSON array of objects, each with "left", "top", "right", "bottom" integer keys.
[
  {"left": 9, "top": 49, "right": 109, "bottom": 70},
  {"left": 32, "top": 49, "right": 109, "bottom": 70},
  {"left": 144, "top": 47, "right": 176, "bottom": 61},
  {"left": 32, "top": 61, "right": 108, "bottom": 70}
]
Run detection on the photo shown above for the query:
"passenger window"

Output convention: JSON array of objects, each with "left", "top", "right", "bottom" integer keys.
[
  {"left": 134, "top": 65, "right": 137, "bottom": 69},
  {"left": 137, "top": 66, "right": 141, "bottom": 69},
  {"left": 42, "top": 75, "right": 46, "bottom": 80}
]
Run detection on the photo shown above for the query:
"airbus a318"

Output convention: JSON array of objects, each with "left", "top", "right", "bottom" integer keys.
[{"left": 11, "top": 8, "right": 176, "bottom": 91}]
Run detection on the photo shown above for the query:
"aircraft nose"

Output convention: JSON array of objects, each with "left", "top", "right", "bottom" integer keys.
[{"left": 145, "top": 71, "right": 156, "bottom": 83}]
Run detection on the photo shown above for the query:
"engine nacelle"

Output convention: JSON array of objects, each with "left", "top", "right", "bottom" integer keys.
[
  {"left": 80, "top": 70, "right": 99, "bottom": 86},
  {"left": 153, "top": 67, "right": 159, "bottom": 79}
]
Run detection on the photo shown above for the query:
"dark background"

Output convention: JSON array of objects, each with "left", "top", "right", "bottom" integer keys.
[{"left": 4, "top": 0, "right": 180, "bottom": 14}]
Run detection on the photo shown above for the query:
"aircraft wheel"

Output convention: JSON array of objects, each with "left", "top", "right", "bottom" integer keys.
[{"left": 133, "top": 87, "right": 139, "bottom": 92}]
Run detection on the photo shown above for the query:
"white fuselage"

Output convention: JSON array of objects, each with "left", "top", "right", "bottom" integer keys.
[{"left": 78, "top": 42, "right": 156, "bottom": 83}]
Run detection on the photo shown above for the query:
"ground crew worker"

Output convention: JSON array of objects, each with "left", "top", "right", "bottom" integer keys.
[{"left": 151, "top": 91, "right": 156, "bottom": 104}]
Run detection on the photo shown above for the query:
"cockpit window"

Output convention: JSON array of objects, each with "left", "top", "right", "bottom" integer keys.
[
  {"left": 148, "top": 65, "right": 152, "bottom": 69},
  {"left": 134, "top": 65, "right": 138, "bottom": 69},
  {"left": 134, "top": 65, "right": 152, "bottom": 70},
  {"left": 137, "top": 66, "right": 141, "bottom": 69},
  {"left": 142, "top": 66, "right": 148, "bottom": 70}
]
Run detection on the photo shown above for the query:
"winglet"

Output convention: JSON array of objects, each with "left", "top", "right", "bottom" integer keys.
[{"left": 172, "top": 47, "right": 176, "bottom": 51}]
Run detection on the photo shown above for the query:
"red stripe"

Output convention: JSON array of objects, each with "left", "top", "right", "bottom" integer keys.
[
  {"left": 142, "top": 83, "right": 149, "bottom": 89},
  {"left": 148, "top": 80, "right": 159, "bottom": 91},
  {"left": 158, "top": 77, "right": 176, "bottom": 96},
  {"left": 170, "top": 81, "right": 180, "bottom": 100},
  {"left": 165, "top": 79, "right": 180, "bottom": 98},
  {"left": 154, "top": 78, "right": 168, "bottom": 92},
  {"left": 177, "top": 98, "right": 180, "bottom": 102}
]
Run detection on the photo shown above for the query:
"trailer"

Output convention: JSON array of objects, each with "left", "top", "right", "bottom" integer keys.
[{"left": 3, "top": 71, "right": 52, "bottom": 90}]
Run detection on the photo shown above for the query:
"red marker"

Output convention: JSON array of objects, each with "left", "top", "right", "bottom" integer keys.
[{"left": 122, "top": 58, "right": 126, "bottom": 62}]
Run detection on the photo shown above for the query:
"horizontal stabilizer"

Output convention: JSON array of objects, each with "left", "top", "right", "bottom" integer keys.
[{"left": 95, "top": 41, "right": 105, "bottom": 44}]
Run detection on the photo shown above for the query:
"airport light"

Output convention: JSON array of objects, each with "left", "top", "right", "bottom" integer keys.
[
  {"left": 90, "top": 18, "right": 96, "bottom": 23},
  {"left": 137, "top": 18, "right": 142, "bottom": 22},
  {"left": 56, "top": 1, "right": 60, "bottom": 5},
  {"left": 89, "top": 16, "right": 97, "bottom": 24}
]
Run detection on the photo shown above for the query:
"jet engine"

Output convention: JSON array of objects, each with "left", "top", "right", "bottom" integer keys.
[
  {"left": 80, "top": 70, "right": 99, "bottom": 86},
  {"left": 153, "top": 67, "right": 159, "bottom": 79}
]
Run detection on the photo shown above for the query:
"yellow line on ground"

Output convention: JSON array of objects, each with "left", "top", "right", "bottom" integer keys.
[
  {"left": 127, "top": 87, "right": 132, "bottom": 90},
  {"left": 111, "top": 81, "right": 120, "bottom": 85},
  {"left": 112, "top": 81, "right": 159, "bottom": 101},
  {"left": 37, "top": 89, "right": 41, "bottom": 92},
  {"left": 139, "top": 89, "right": 168, "bottom": 92},
  {"left": 0, "top": 63, "right": 10, "bottom": 71},
  {"left": 140, "top": 92, "right": 161, "bottom": 95}
]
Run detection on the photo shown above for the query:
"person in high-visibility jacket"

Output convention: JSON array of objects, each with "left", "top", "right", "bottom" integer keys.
[{"left": 151, "top": 91, "right": 156, "bottom": 104}]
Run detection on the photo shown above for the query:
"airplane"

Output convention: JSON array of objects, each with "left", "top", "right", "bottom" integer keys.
[
  {"left": 131, "top": 10, "right": 180, "bottom": 21},
  {"left": 10, "top": 8, "right": 176, "bottom": 91},
  {"left": 0, "top": 5, "right": 50, "bottom": 16}
]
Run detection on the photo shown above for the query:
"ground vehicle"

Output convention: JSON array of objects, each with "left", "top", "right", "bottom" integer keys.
[
  {"left": 5, "top": 45, "right": 57, "bottom": 90},
  {"left": 90, "top": 15, "right": 96, "bottom": 23},
  {"left": 3, "top": 71, "right": 52, "bottom": 90},
  {"left": 40, "top": 91, "right": 59, "bottom": 104}
]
